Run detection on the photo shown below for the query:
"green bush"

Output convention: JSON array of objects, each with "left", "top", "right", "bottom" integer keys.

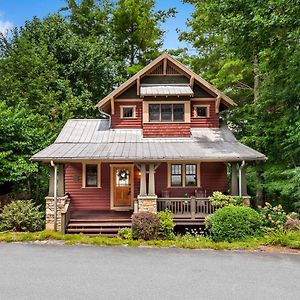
[
  {"left": 284, "top": 218, "right": 300, "bottom": 232},
  {"left": 208, "top": 191, "right": 242, "bottom": 208},
  {"left": 118, "top": 227, "right": 132, "bottom": 240},
  {"left": 132, "top": 212, "right": 159, "bottom": 240},
  {"left": 0, "top": 200, "right": 44, "bottom": 232},
  {"left": 207, "top": 206, "right": 263, "bottom": 242},
  {"left": 157, "top": 210, "right": 175, "bottom": 240}
]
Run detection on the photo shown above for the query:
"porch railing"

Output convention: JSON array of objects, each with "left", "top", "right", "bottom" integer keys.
[
  {"left": 61, "top": 201, "right": 71, "bottom": 235},
  {"left": 157, "top": 197, "right": 216, "bottom": 219}
]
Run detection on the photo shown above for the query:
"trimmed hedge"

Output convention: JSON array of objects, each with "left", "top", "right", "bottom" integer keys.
[{"left": 207, "top": 206, "right": 263, "bottom": 242}]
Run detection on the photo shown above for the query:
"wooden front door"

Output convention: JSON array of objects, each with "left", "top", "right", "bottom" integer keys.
[{"left": 111, "top": 165, "right": 134, "bottom": 209}]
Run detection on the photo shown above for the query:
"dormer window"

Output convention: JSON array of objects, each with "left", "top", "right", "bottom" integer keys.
[
  {"left": 194, "top": 105, "right": 210, "bottom": 118},
  {"left": 121, "top": 106, "right": 136, "bottom": 119},
  {"left": 149, "top": 104, "right": 184, "bottom": 122}
]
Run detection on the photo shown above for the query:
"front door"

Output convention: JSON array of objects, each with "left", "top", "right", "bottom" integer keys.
[{"left": 111, "top": 165, "right": 134, "bottom": 209}]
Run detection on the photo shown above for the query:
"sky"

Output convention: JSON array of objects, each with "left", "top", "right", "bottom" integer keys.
[{"left": 0, "top": 0, "right": 194, "bottom": 50}]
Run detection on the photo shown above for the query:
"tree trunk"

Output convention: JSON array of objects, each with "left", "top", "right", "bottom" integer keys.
[{"left": 253, "top": 53, "right": 260, "bottom": 102}]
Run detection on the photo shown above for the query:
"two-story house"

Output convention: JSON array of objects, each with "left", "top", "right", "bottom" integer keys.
[{"left": 32, "top": 53, "right": 266, "bottom": 235}]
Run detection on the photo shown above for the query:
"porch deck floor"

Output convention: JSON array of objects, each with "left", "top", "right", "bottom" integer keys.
[{"left": 70, "top": 210, "right": 133, "bottom": 221}]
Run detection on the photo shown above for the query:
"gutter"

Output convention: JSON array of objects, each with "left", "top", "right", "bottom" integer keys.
[
  {"left": 238, "top": 160, "right": 246, "bottom": 197},
  {"left": 98, "top": 108, "right": 111, "bottom": 128},
  {"left": 50, "top": 160, "right": 58, "bottom": 231}
]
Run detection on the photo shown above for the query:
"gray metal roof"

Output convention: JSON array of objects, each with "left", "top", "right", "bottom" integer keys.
[
  {"left": 140, "top": 84, "right": 194, "bottom": 97},
  {"left": 31, "top": 119, "right": 266, "bottom": 162}
]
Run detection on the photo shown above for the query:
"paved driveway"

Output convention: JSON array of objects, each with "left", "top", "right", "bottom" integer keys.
[{"left": 0, "top": 243, "right": 299, "bottom": 300}]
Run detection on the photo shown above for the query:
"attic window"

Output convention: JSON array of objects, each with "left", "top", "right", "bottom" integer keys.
[
  {"left": 194, "top": 105, "right": 210, "bottom": 118},
  {"left": 121, "top": 106, "right": 136, "bottom": 119}
]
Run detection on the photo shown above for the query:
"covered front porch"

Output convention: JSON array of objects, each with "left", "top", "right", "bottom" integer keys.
[{"left": 46, "top": 160, "right": 250, "bottom": 235}]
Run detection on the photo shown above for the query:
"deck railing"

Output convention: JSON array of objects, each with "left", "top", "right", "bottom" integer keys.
[
  {"left": 61, "top": 201, "right": 71, "bottom": 234},
  {"left": 157, "top": 197, "right": 216, "bottom": 219}
]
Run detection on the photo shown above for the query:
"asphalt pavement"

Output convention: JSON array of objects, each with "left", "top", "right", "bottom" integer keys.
[{"left": 0, "top": 243, "right": 299, "bottom": 300}]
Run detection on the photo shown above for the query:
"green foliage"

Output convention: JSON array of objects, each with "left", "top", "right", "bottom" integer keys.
[
  {"left": 265, "top": 229, "right": 300, "bottom": 249},
  {"left": 0, "top": 200, "right": 44, "bottom": 232},
  {"left": 111, "top": 0, "right": 176, "bottom": 72},
  {"left": 157, "top": 210, "right": 175, "bottom": 240},
  {"left": 258, "top": 202, "right": 288, "bottom": 230},
  {"left": 118, "top": 227, "right": 132, "bottom": 240},
  {"left": 131, "top": 211, "right": 159, "bottom": 240},
  {"left": 208, "top": 191, "right": 242, "bottom": 208},
  {"left": 284, "top": 218, "right": 300, "bottom": 232},
  {"left": 208, "top": 206, "right": 263, "bottom": 242}
]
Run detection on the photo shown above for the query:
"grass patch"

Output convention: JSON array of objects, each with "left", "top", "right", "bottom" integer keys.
[{"left": 0, "top": 230, "right": 299, "bottom": 251}]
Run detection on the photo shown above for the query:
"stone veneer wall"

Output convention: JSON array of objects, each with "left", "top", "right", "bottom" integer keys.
[
  {"left": 137, "top": 196, "right": 157, "bottom": 214},
  {"left": 45, "top": 195, "right": 69, "bottom": 231}
]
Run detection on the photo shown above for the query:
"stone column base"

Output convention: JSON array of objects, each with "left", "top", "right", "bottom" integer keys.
[
  {"left": 242, "top": 195, "right": 251, "bottom": 206},
  {"left": 45, "top": 195, "right": 69, "bottom": 231},
  {"left": 137, "top": 195, "right": 157, "bottom": 214}
]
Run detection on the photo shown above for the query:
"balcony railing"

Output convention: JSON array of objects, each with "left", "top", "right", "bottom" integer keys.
[{"left": 157, "top": 197, "right": 216, "bottom": 219}]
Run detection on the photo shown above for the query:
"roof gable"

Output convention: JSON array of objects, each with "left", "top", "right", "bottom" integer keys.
[{"left": 96, "top": 53, "right": 237, "bottom": 109}]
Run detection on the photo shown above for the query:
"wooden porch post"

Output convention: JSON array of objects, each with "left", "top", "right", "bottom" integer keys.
[
  {"left": 57, "top": 164, "right": 65, "bottom": 197},
  {"left": 231, "top": 163, "right": 238, "bottom": 196},
  {"left": 139, "top": 164, "right": 147, "bottom": 196},
  {"left": 148, "top": 164, "right": 156, "bottom": 196},
  {"left": 241, "top": 165, "right": 248, "bottom": 196},
  {"left": 48, "top": 167, "right": 54, "bottom": 197}
]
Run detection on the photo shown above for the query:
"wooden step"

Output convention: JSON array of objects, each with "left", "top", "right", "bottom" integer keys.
[
  {"left": 68, "top": 222, "right": 132, "bottom": 227},
  {"left": 69, "top": 218, "right": 132, "bottom": 222},
  {"left": 67, "top": 228, "right": 121, "bottom": 233}
]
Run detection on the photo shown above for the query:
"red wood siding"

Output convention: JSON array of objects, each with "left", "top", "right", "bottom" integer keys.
[
  {"left": 111, "top": 101, "right": 142, "bottom": 128},
  {"left": 191, "top": 100, "right": 219, "bottom": 128},
  {"left": 155, "top": 162, "right": 227, "bottom": 197},
  {"left": 65, "top": 163, "right": 111, "bottom": 211},
  {"left": 143, "top": 123, "right": 191, "bottom": 137},
  {"left": 65, "top": 163, "right": 141, "bottom": 210}
]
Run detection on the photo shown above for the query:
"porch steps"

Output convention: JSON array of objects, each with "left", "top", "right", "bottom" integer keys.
[{"left": 66, "top": 219, "right": 132, "bottom": 237}]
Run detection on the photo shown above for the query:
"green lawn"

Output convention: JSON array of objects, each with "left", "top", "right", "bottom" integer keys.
[{"left": 1, "top": 230, "right": 300, "bottom": 251}]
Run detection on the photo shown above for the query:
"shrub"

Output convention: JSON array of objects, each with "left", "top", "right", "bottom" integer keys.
[
  {"left": 284, "top": 218, "right": 300, "bottom": 232},
  {"left": 208, "top": 191, "right": 242, "bottom": 208},
  {"left": 207, "top": 206, "right": 263, "bottom": 242},
  {"left": 118, "top": 227, "right": 132, "bottom": 240},
  {"left": 258, "top": 202, "right": 288, "bottom": 230},
  {"left": 131, "top": 211, "right": 159, "bottom": 240},
  {"left": 157, "top": 210, "right": 175, "bottom": 240},
  {"left": 0, "top": 200, "right": 44, "bottom": 232}
]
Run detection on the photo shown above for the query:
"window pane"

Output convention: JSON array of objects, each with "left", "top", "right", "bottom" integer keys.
[
  {"left": 122, "top": 107, "right": 133, "bottom": 118},
  {"left": 86, "top": 165, "right": 97, "bottom": 187},
  {"left": 171, "top": 164, "right": 182, "bottom": 186},
  {"left": 173, "top": 104, "right": 184, "bottom": 121},
  {"left": 161, "top": 104, "right": 172, "bottom": 121},
  {"left": 196, "top": 106, "right": 207, "bottom": 117},
  {"left": 149, "top": 104, "right": 160, "bottom": 121},
  {"left": 185, "top": 164, "right": 197, "bottom": 186}
]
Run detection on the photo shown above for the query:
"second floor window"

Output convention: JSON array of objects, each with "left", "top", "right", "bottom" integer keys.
[
  {"left": 121, "top": 106, "right": 136, "bottom": 118},
  {"left": 149, "top": 104, "right": 184, "bottom": 122}
]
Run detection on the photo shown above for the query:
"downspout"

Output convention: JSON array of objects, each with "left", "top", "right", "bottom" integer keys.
[
  {"left": 98, "top": 108, "right": 111, "bottom": 128},
  {"left": 50, "top": 160, "right": 58, "bottom": 231},
  {"left": 239, "top": 160, "right": 246, "bottom": 197}
]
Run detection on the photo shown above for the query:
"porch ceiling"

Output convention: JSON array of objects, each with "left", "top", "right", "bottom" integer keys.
[{"left": 31, "top": 119, "right": 266, "bottom": 162}]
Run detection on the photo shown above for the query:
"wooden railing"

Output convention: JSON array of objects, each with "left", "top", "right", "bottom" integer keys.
[
  {"left": 61, "top": 201, "right": 71, "bottom": 235},
  {"left": 157, "top": 197, "right": 216, "bottom": 219}
]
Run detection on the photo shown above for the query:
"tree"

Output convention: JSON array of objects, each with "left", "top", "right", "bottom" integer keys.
[{"left": 111, "top": 0, "right": 176, "bottom": 75}]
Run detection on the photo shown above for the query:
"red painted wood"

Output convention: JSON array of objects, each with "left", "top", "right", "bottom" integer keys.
[
  {"left": 190, "top": 100, "right": 219, "bottom": 128},
  {"left": 154, "top": 162, "right": 227, "bottom": 197},
  {"left": 143, "top": 123, "right": 191, "bottom": 137},
  {"left": 111, "top": 101, "right": 143, "bottom": 128},
  {"left": 65, "top": 163, "right": 111, "bottom": 211},
  {"left": 65, "top": 163, "right": 141, "bottom": 211}
]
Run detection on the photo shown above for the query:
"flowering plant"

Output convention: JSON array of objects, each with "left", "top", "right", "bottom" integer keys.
[{"left": 258, "top": 202, "right": 287, "bottom": 230}]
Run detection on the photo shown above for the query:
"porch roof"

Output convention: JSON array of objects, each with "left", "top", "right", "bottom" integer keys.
[
  {"left": 31, "top": 119, "right": 266, "bottom": 162},
  {"left": 140, "top": 84, "right": 194, "bottom": 97}
]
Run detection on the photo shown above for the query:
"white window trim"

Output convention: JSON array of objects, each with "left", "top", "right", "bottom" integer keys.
[
  {"left": 82, "top": 162, "right": 101, "bottom": 188},
  {"left": 193, "top": 104, "right": 210, "bottom": 118},
  {"left": 167, "top": 162, "right": 201, "bottom": 188},
  {"left": 120, "top": 105, "right": 136, "bottom": 119}
]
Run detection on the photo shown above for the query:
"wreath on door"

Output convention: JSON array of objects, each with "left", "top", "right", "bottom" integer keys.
[{"left": 117, "top": 169, "right": 128, "bottom": 181}]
